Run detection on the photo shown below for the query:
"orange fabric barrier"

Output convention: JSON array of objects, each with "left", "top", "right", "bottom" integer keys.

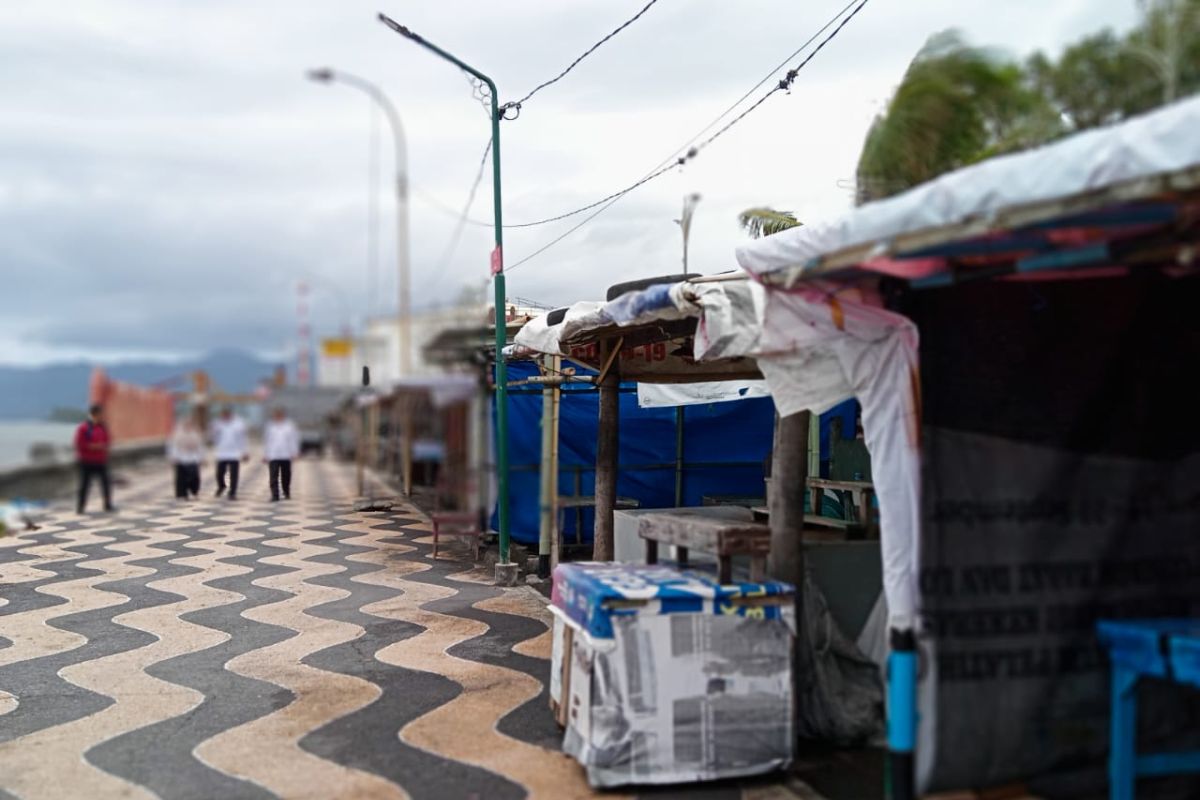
[{"left": 88, "top": 368, "right": 174, "bottom": 443}]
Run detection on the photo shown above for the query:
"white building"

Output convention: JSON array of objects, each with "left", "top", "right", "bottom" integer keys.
[{"left": 316, "top": 304, "right": 489, "bottom": 388}]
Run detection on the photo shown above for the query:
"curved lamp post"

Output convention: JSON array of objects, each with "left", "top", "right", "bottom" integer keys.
[{"left": 306, "top": 68, "right": 413, "bottom": 377}]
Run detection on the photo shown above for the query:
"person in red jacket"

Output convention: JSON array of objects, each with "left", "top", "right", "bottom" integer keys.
[{"left": 75, "top": 404, "right": 114, "bottom": 514}]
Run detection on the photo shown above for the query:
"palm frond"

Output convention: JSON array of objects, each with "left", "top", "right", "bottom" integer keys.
[{"left": 738, "top": 207, "right": 802, "bottom": 239}]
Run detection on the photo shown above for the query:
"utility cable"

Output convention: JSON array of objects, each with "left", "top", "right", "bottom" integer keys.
[
  {"left": 433, "top": 138, "right": 494, "bottom": 274},
  {"left": 499, "top": 0, "right": 662, "bottom": 118},
  {"left": 505, "top": 0, "right": 866, "bottom": 231},
  {"left": 505, "top": 0, "right": 871, "bottom": 271},
  {"left": 412, "top": 185, "right": 492, "bottom": 226},
  {"left": 416, "top": 0, "right": 865, "bottom": 233}
]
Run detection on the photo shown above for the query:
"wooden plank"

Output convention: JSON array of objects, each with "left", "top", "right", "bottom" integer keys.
[
  {"left": 554, "top": 625, "right": 573, "bottom": 728},
  {"left": 808, "top": 477, "right": 874, "bottom": 490},
  {"left": 637, "top": 512, "right": 771, "bottom": 556},
  {"left": 557, "top": 495, "right": 640, "bottom": 509}
]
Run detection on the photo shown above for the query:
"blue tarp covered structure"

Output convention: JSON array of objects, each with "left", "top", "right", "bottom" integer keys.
[{"left": 493, "top": 361, "right": 774, "bottom": 545}]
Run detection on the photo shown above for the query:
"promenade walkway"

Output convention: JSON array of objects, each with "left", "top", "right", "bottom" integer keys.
[{"left": 0, "top": 458, "right": 810, "bottom": 800}]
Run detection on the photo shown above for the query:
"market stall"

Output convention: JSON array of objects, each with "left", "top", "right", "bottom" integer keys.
[{"left": 604, "top": 96, "right": 1200, "bottom": 798}]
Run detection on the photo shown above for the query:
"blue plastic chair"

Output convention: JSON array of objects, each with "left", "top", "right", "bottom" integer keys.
[{"left": 1097, "top": 620, "right": 1200, "bottom": 800}]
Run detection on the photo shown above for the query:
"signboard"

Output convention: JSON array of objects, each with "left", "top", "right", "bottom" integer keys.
[
  {"left": 321, "top": 338, "right": 353, "bottom": 358},
  {"left": 565, "top": 337, "right": 761, "bottom": 383},
  {"left": 913, "top": 274, "right": 1200, "bottom": 792}
]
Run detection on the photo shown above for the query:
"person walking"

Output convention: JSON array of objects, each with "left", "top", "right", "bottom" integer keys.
[
  {"left": 263, "top": 407, "right": 300, "bottom": 502},
  {"left": 211, "top": 407, "right": 248, "bottom": 500},
  {"left": 75, "top": 404, "right": 114, "bottom": 514},
  {"left": 168, "top": 414, "right": 205, "bottom": 500}
]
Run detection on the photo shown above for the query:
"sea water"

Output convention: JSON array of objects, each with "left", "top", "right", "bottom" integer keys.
[{"left": 0, "top": 421, "right": 76, "bottom": 470}]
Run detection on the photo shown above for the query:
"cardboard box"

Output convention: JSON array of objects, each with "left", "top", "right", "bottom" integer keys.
[{"left": 550, "top": 563, "right": 796, "bottom": 787}]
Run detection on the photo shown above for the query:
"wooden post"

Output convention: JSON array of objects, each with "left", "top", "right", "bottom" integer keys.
[
  {"left": 768, "top": 410, "right": 811, "bottom": 736},
  {"left": 768, "top": 410, "right": 810, "bottom": 583},
  {"left": 368, "top": 401, "right": 380, "bottom": 474},
  {"left": 355, "top": 405, "right": 365, "bottom": 497},
  {"left": 402, "top": 396, "right": 414, "bottom": 497},
  {"left": 389, "top": 398, "right": 402, "bottom": 482},
  {"left": 538, "top": 356, "right": 554, "bottom": 576},
  {"left": 594, "top": 339, "right": 620, "bottom": 561},
  {"left": 549, "top": 355, "right": 562, "bottom": 573}
]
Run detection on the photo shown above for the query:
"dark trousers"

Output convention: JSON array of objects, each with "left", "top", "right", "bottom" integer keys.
[
  {"left": 174, "top": 463, "right": 201, "bottom": 499},
  {"left": 77, "top": 463, "right": 112, "bottom": 512},
  {"left": 216, "top": 460, "right": 240, "bottom": 498},
  {"left": 269, "top": 459, "right": 292, "bottom": 500}
]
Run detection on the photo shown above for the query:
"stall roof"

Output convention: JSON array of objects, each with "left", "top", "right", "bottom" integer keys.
[
  {"left": 362, "top": 374, "right": 480, "bottom": 409},
  {"left": 737, "top": 95, "right": 1200, "bottom": 288},
  {"left": 424, "top": 319, "right": 531, "bottom": 367},
  {"left": 510, "top": 278, "right": 763, "bottom": 383},
  {"left": 513, "top": 282, "right": 696, "bottom": 355}
]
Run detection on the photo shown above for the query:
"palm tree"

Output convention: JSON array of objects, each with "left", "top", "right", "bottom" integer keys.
[
  {"left": 855, "top": 30, "right": 1061, "bottom": 203},
  {"left": 738, "top": 207, "right": 801, "bottom": 239}
]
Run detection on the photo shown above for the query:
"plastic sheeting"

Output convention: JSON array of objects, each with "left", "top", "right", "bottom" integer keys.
[
  {"left": 636, "top": 380, "right": 769, "bottom": 408},
  {"left": 796, "top": 571, "right": 885, "bottom": 744},
  {"left": 734, "top": 95, "right": 1200, "bottom": 284},
  {"left": 492, "top": 361, "right": 774, "bottom": 545},
  {"left": 698, "top": 288, "right": 922, "bottom": 630},
  {"left": 512, "top": 279, "right": 761, "bottom": 357},
  {"left": 550, "top": 563, "right": 795, "bottom": 788}
]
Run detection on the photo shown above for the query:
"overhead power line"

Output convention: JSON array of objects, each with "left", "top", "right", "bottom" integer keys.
[
  {"left": 413, "top": 0, "right": 866, "bottom": 234},
  {"left": 500, "top": 0, "right": 662, "bottom": 117},
  {"left": 505, "top": 196, "right": 626, "bottom": 273},
  {"left": 505, "top": 0, "right": 871, "bottom": 272},
  {"left": 506, "top": 0, "right": 867, "bottom": 233},
  {"left": 434, "top": 138, "right": 494, "bottom": 275}
]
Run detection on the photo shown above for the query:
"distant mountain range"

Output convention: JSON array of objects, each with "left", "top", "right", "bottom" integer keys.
[{"left": 0, "top": 349, "right": 282, "bottom": 420}]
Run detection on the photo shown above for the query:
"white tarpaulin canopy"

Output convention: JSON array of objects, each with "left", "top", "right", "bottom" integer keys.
[
  {"left": 698, "top": 289, "right": 922, "bottom": 629},
  {"left": 736, "top": 95, "right": 1200, "bottom": 285},
  {"left": 512, "top": 278, "right": 763, "bottom": 357},
  {"left": 511, "top": 275, "right": 919, "bottom": 626}
]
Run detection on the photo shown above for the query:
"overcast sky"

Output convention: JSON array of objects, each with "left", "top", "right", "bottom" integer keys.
[{"left": 0, "top": 0, "right": 1139, "bottom": 365}]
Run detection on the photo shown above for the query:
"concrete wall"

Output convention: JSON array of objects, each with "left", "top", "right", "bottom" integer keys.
[{"left": 0, "top": 440, "right": 166, "bottom": 502}]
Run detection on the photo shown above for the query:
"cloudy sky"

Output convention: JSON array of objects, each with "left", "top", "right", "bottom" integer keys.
[{"left": 0, "top": 0, "right": 1139, "bottom": 365}]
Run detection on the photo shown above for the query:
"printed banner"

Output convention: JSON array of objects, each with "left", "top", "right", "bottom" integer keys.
[{"left": 912, "top": 274, "right": 1200, "bottom": 792}]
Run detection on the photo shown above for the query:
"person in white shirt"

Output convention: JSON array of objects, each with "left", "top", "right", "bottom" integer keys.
[
  {"left": 262, "top": 407, "right": 300, "bottom": 502},
  {"left": 210, "top": 407, "right": 248, "bottom": 500},
  {"left": 167, "top": 414, "right": 205, "bottom": 500}
]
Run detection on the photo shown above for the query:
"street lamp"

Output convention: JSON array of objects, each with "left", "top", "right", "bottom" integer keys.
[
  {"left": 675, "top": 193, "right": 702, "bottom": 275},
  {"left": 306, "top": 67, "right": 413, "bottom": 378},
  {"left": 377, "top": 14, "right": 515, "bottom": 583}
]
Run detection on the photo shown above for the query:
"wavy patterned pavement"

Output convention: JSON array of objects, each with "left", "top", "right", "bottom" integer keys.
[{"left": 0, "top": 458, "right": 803, "bottom": 800}]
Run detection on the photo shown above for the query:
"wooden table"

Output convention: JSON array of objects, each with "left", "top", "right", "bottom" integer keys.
[{"left": 637, "top": 511, "right": 771, "bottom": 584}]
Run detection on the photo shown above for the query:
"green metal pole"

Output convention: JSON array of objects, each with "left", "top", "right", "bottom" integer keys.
[{"left": 379, "top": 15, "right": 511, "bottom": 566}]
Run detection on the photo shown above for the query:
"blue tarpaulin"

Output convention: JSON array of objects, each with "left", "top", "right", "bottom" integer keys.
[
  {"left": 551, "top": 562, "right": 794, "bottom": 639},
  {"left": 492, "top": 361, "right": 774, "bottom": 545}
]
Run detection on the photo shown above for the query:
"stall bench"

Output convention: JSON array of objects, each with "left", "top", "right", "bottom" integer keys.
[
  {"left": 1097, "top": 619, "right": 1200, "bottom": 800},
  {"left": 637, "top": 511, "right": 771, "bottom": 584}
]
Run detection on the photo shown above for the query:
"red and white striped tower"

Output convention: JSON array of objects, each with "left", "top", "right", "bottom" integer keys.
[{"left": 296, "top": 280, "right": 312, "bottom": 387}]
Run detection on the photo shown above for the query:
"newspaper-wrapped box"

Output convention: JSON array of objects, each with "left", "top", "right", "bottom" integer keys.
[{"left": 549, "top": 562, "right": 795, "bottom": 787}]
